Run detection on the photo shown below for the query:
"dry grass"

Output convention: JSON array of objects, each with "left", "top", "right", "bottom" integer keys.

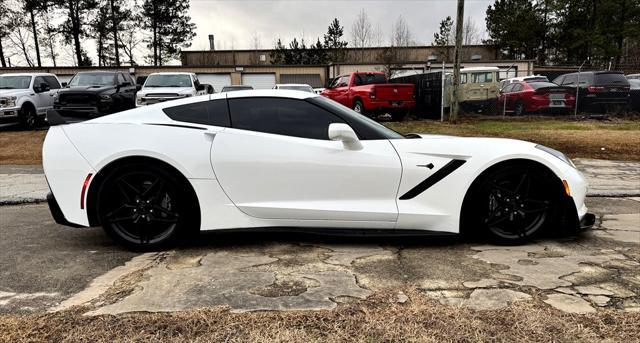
[
  {"left": 0, "top": 118, "right": 638, "bottom": 165},
  {"left": 0, "top": 288, "right": 638, "bottom": 342},
  {"left": 0, "top": 130, "right": 46, "bottom": 165},
  {"left": 387, "top": 117, "right": 640, "bottom": 161}
]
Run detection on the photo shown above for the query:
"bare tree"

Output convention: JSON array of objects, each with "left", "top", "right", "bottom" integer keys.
[
  {"left": 252, "top": 31, "right": 261, "bottom": 50},
  {"left": 40, "top": 3, "right": 59, "bottom": 66},
  {"left": 372, "top": 22, "right": 384, "bottom": 47},
  {"left": 463, "top": 17, "right": 481, "bottom": 45},
  {"left": 391, "top": 15, "right": 412, "bottom": 47},
  {"left": 351, "top": 9, "right": 373, "bottom": 48},
  {"left": 5, "top": 11, "right": 35, "bottom": 67}
]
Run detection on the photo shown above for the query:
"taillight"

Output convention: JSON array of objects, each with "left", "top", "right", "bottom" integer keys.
[
  {"left": 369, "top": 89, "right": 376, "bottom": 99},
  {"left": 80, "top": 173, "right": 93, "bottom": 209},
  {"left": 587, "top": 86, "right": 604, "bottom": 93}
]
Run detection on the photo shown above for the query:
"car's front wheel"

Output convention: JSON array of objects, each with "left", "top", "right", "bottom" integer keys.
[
  {"left": 97, "top": 164, "right": 194, "bottom": 250},
  {"left": 19, "top": 106, "right": 38, "bottom": 129},
  {"left": 469, "top": 164, "right": 558, "bottom": 244}
]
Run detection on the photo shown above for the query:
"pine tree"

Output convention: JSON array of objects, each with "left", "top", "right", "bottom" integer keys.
[
  {"left": 142, "top": 0, "right": 196, "bottom": 66},
  {"left": 324, "top": 18, "right": 348, "bottom": 63}
]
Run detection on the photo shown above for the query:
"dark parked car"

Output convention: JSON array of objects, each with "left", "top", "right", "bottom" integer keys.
[
  {"left": 629, "top": 79, "right": 640, "bottom": 112},
  {"left": 53, "top": 71, "right": 138, "bottom": 117},
  {"left": 553, "top": 71, "right": 630, "bottom": 113}
]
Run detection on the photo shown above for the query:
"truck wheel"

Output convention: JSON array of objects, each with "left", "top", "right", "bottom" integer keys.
[
  {"left": 514, "top": 101, "right": 525, "bottom": 116},
  {"left": 353, "top": 100, "right": 366, "bottom": 115},
  {"left": 19, "top": 106, "right": 38, "bottom": 129}
]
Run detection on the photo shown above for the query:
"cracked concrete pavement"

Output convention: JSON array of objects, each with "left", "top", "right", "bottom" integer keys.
[
  {"left": 0, "top": 158, "right": 638, "bottom": 316},
  {"left": 1, "top": 158, "right": 638, "bottom": 205},
  {"left": 1, "top": 197, "right": 637, "bottom": 316}
]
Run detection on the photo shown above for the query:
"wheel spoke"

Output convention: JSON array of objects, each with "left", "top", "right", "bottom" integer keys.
[
  {"left": 117, "top": 179, "right": 141, "bottom": 202},
  {"left": 141, "top": 177, "right": 166, "bottom": 199},
  {"left": 521, "top": 199, "right": 549, "bottom": 214},
  {"left": 106, "top": 204, "right": 136, "bottom": 223},
  {"left": 515, "top": 174, "right": 528, "bottom": 194},
  {"left": 486, "top": 212, "right": 510, "bottom": 226}
]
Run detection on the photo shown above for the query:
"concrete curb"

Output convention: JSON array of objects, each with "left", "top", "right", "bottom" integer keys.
[{"left": 0, "top": 198, "right": 47, "bottom": 206}]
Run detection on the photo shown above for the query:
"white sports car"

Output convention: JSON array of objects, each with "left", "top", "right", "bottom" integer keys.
[{"left": 43, "top": 90, "right": 594, "bottom": 250}]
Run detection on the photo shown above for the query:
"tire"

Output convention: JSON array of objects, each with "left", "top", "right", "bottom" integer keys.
[
  {"left": 97, "top": 163, "right": 196, "bottom": 251},
  {"left": 514, "top": 100, "right": 525, "bottom": 116},
  {"left": 467, "top": 164, "right": 558, "bottom": 245},
  {"left": 19, "top": 105, "right": 38, "bottom": 129},
  {"left": 352, "top": 100, "right": 365, "bottom": 115}
]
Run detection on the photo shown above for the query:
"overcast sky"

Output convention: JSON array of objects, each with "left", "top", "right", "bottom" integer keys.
[{"left": 188, "top": 0, "right": 494, "bottom": 51}]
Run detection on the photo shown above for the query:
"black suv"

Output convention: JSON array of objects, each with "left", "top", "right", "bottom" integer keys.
[
  {"left": 54, "top": 71, "right": 138, "bottom": 117},
  {"left": 553, "top": 71, "right": 630, "bottom": 112}
]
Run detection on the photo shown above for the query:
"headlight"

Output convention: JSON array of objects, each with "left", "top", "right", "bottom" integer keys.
[
  {"left": 1, "top": 96, "right": 17, "bottom": 107},
  {"left": 99, "top": 94, "right": 112, "bottom": 101},
  {"left": 535, "top": 144, "right": 575, "bottom": 168}
]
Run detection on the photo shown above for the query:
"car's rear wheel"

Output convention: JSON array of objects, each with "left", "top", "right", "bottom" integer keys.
[
  {"left": 353, "top": 100, "right": 366, "bottom": 115},
  {"left": 469, "top": 164, "right": 557, "bottom": 244},
  {"left": 97, "top": 164, "right": 193, "bottom": 250}
]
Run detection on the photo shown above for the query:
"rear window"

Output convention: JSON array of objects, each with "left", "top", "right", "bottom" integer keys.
[
  {"left": 163, "top": 99, "right": 230, "bottom": 127},
  {"left": 595, "top": 73, "right": 629, "bottom": 85},
  {"left": 353, "top": 73, "right": 387, "bottom": 86},
  {"left": 528, "top": 82, "right": 558, "bottom": 90}
]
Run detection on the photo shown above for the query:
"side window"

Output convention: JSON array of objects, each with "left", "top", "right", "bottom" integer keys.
[
  {"left": 193, "top": 75, "right": 200, "bottom": 88},
  {"left": 33, "top": 76, "right": 46, "bottom": 91},
  {"left": 353, "top": 74, "right": 362, "bottom": 86},
  {"left": 460, "top": 74, "right": 467, "bottom": 84},
  {"left": 512, "top": 83, "right": 523, "bottom": 92},
  {"left": 118, "top": 73, "right": 127, "bottom": 84},
  {"left": 472, "top": 72, "right": 492, "bottom": 83},
  {"left": 563, "top": 75, "right": 577, "bottom": 85},
  {"left": 162, "top": 99, "right": 230, "bottom": 127},
  {"left": 228, "top": 97, "right": 345, "bottom": 140},
  {"left": 43, "top": 76, "right": 61, "bottom": 89},
  {"left": 502, "top": 84, "right": 515, "bottom": 93}
]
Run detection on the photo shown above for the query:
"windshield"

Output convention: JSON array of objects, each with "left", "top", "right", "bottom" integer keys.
[
  {"left": 68, "top": 73, "right": 115, "bottom": 87},
  {"left": 144, "top": 74, "right": 193, "bottom": 88},
  {"left": 279, "top": 85, "right": 314, "bottom": 93},
  {"left": 309, "top": 96, "right": 405, "bottom": 140},
  {"left": 0, "top": 76, "right": 32, "bottom": 89}
]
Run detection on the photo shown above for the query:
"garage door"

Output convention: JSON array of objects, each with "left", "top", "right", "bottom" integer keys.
[
  {"left": 280, "top": 74, "right": 322, "bottom": 88},
  {"left": 242, "top": 73, "right": 276, "bottom": 89},
  {"left": 196, "top": 74, "right": 231, "bottom": 93}
]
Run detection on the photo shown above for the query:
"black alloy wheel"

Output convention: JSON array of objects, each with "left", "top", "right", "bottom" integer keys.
[
  {"left": 514, "top": 100, "right": 525, "bottom": 116},
  {"left": 98, "top": 165, "right": 190, "bottom": 250},
  {"left": 476, "top": 166, "right": 556, "bottom": 244},
  {"left": 20, "top": 106, "right": 37, "bottom": 129}
]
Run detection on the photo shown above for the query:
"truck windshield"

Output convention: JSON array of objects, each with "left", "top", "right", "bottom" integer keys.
[
  {"left": 354, "top": 73, "right": 387, "bottom": 86},
  {"left": 0, "top": 76, "right": 31, "bottom": 89},
  {"left": 144, "top": 74, "right": 193, "bottom": 88},
  {"left": 68, "top": 73, "right": 115, "bottom": 87}
]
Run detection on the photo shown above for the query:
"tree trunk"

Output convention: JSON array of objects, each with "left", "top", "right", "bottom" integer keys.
[
  {"left": 0, "top": 40, "right": 5, "bottom": 67},
  {"left": 152, "top": 3, "right": 158, "bottom": 66},
  {"left": 29, "top": 9, "right": 42, "bottom": 67},
  {"left": 110, "top": 0, "right": 120, "bottom": 66},
  {"left": 450, "top": 0, "right": 465, "bottom": 123},
  {"left": 69, "top": 0, "right": 83, "bottom": 66}
]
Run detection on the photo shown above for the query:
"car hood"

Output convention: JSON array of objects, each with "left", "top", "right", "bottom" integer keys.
[
  {"left": 138, "top": 87, "right": 193, "bottom": 95},
  {"left": 60, "top": 85, "right": 115, "bottom": 94},
  {"left": 0, "top": 89, "right": 30, "bottom": 97}
]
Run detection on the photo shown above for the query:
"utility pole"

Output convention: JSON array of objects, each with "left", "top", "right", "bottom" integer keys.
[{"left": 450, "top": 0, "right": 465, "bottom": 123}]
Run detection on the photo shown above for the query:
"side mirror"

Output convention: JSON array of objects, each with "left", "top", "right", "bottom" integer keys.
[
  {"left": 61, "top": 82, "right": 68, "bottom": 87},
  {"left": 196, "top": 84, "right": 205, "bottom": 91},
  {"left": 328, "top": 123, "right": 362, "bottom": 150}
]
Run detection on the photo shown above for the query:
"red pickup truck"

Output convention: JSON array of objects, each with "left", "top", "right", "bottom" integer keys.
[{"left": 321, "top": 72, "right": 415, "bottom": 121}]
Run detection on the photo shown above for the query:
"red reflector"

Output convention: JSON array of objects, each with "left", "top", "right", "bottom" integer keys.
[
  {"left": 587, "top": 86, "right": 604, "bottom": 93},
  {"left": 80, "top": 173, "right": 93, "bottom": 209}
]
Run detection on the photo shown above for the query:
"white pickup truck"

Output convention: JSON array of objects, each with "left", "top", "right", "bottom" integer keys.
[
  {"left": 136, "top": 72, "right": 212, "bottom": 107},
  {"left": 0, "top": 73, "right": 63, "bottom": 128}
]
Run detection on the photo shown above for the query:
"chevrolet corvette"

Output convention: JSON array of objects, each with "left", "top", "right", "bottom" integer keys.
[{"left": 43, "top": 90, "right": 594, "bottom": 250}]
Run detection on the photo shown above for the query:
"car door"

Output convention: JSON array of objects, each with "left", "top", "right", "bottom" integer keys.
[
  {"left": 499, "top": 83, "right": 514, "bottom": 111},
  {"left": 31, "top": 76, "right": 53, "bottom": 115},
  {"left": 509, "top": 83, "right": 524, "bottom": 108},
  {"left": 332, "top": 76, "right": 351, "bottom": 106},
  {"left": 210, "top": 96, "right": 402, "bottom": 223}
]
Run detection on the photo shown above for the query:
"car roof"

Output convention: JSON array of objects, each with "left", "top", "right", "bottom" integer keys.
[
  {"left": 221, "top": 89, "right": 318, "bottom": 100},
  {"left": 147, "top": 72, "right": 194, "bottom": 76},
  {"left": 0, "top": 73, "right": 56, "bottom": 77}
]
